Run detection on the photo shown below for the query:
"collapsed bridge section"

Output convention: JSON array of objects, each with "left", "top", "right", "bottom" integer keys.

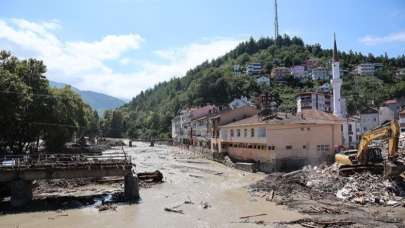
[{"left": 0, "top": 152, "right": 139, "bottom": 207}]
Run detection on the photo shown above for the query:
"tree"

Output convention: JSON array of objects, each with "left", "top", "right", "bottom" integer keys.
[
  {"left": 0, "top": 51, "right": 52, "bottom": 154},
  {"left": 110, "top": 110, "right": 124, "bottom": 138},
  {"left": 43, "top": 87, "right": 93, "bottom": 152}
]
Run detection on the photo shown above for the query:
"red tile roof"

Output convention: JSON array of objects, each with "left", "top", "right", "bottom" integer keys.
[
  {"left": 384, "top": 99, "right": 398, "bottom": 105},
  {"left": 190, "top": 105, "right": 217, "bottom": 120}
]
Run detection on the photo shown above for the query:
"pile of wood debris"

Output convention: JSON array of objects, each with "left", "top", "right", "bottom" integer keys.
[{"left": 250, "top": 164, "right": 405, "bottom": 206}]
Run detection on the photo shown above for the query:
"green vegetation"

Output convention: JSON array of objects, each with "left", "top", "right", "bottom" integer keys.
[
  {"left": 115, "top": 35, "right": 405, "bottom": 139},
  {"left": 0, "top": 51, "right": 99, "bottom": 154}
]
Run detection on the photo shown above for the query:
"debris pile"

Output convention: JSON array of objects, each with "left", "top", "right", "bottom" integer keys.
[
  {"left": 336, "top": 172, "right": 404, "bottom": 205},
  {"left": 250, "top": 164, "right": 405, "bottom": 206}
]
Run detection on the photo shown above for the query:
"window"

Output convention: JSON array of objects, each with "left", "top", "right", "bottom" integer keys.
[
  {"left": 303, "top": 145, "right": 306, "bottom": 149},
  {"left": 317, "top": 145, "right": 330, "bottom": 152},
  {"left": 257, "top": 128, "right": 266, "bottom": 137},
  {"left": 286, "top": 145, "right": 292, "bottom": 150},
  {"left": 230, "top": 129, "right": 234, "bottom": 137},
  {"left": 301, "top": 128, "right": 304, "bottom": 131},
  {"left": 251, "top": 128, "right": 255, "bottom": 137},
  {"left": 244, "top": 129, "right": 247, "bottom": 137},
  {"left": 237, "top": 129, "right": 241, "bottom": 137},
  {"left": 307, "top": 128, "right": 310, "bottom": 131}
]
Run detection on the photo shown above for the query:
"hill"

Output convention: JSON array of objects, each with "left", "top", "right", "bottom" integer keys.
[
  {"left": 109, "top": 35, "right": 405, "bottom": 139},
  {"left": 49, "top": 81, "right": 126, "bottom": 114}
]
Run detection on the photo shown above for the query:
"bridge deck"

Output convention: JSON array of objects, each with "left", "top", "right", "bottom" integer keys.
[{"left": 0, "top": 152, "right": 134, "bottom": 182}]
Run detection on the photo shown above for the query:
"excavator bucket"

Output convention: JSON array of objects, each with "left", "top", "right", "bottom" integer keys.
[{"left": 384, "top": 160, "right": 405, "bottom": 178}]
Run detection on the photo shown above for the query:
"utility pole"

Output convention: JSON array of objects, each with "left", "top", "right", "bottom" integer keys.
[{"left": 274, "top": 0, "right": 279, "bottom": 39}]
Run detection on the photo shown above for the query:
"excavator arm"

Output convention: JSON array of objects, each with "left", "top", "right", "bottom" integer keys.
[
  {"left": 357, "top": 120, "right": 400, "bottom": 163},
  {"left": 336, "top": 120, "right": 403, "bottom": 177}
]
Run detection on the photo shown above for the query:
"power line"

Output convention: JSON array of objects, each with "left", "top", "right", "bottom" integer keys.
[{"left": 0, "top": 90, "right": 87, "bottom": 100}]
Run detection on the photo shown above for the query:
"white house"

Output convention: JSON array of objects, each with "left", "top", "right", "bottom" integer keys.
[
  {"left": 296, "top": 92, "right": 331, "bottom": 113},
  {"left": 256, "top": 75, "right": 270, "bottom": 86},
  {"left": 246, "top": 63, "right": 263, "bottom": 75},
  {"left": 229, "top": 96, "right": 253, "bottom": 109},
  {"left": 312, "top": 67, "right": 329, "bottom": 80},
  {"left": 342, "top": 116, "right": 361, "bottom": 148},
  {"left": 356, "top": 63, "right": 375, "bottom": 76},
  {"left": 290, "top": 65, "right": 306, "bottom": 80}
]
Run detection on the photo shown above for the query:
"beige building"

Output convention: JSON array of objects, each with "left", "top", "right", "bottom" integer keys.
[{"left": 217, "top": 110, "right": 342, "bottom": 171}]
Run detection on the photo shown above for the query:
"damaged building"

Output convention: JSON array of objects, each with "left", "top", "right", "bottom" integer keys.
[{"left": 216, "top": 110, "right": 342, "bottom": 172}]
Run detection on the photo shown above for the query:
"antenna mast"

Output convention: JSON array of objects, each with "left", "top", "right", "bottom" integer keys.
[{"left": 274, "top": 0, "right": 279, "bottom": 39}]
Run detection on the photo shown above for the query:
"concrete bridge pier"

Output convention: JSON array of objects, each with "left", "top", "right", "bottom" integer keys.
[
  {"left": 124, "top": 173, "right": 139, "bottom": 201},
  {"left": 11, "top": 179, "right": 33, "bottom": 207}
]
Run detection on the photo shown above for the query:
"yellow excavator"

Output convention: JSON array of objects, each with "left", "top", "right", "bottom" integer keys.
[{"left": 335, "top": 120, "right": 405, "bottom": 177}]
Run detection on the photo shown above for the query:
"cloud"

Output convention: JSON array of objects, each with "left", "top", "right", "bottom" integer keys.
[
  {"left": 0, "top": 18, "right": 240, "bottom": 99},
  {"left": 76, "top": 38, "right": 241, "bottom": 98},
  {"left": 359, "top": 31, "right": 405, "bottom": 46},
  {"left": 0, "top": 18, "right": 143, "bottom": 76}
]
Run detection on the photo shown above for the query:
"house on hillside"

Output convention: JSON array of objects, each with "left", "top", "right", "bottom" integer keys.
[
  {"left": 296, "top": 92, "right": 332, "bottom": 113},
  {"left": 256, "top": 75, "right": 271, "bottom": 86},
  {"left": 311, "top": 67, "right": 329, "bottom": 80},
  {"left": 290, "top": 65, "right": 306, "bottom": 80},
  {"left": 246, "top": 63, "right": 263, "bottom": 76},
  {"left": 356, "top": 63, "right": 375, "bottom": 76},
  {"left": 229, "top": 96, "right": 253, "bottom": 109}
]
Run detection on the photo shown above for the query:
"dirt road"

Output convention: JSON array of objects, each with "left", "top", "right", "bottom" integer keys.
[{"left": 0, "top": 142, "right": 302, "bottom": 228}]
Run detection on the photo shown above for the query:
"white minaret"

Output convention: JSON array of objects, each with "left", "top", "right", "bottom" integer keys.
[{"left": 331, "top": 33, "right": 342, "bottom": 117}]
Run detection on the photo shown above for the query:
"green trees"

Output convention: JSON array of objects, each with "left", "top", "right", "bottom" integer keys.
[
  {"left": 108, "top": 35, "right": 405, "bottom": 140},
  {"left": 43, "top": 87, "right": 94, "bottom": 151},
  {"left": 0, "top": 51, "right": 99, "bottom": 154}
]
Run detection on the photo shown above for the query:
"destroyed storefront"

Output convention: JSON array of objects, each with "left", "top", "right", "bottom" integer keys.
[{"left": 218, "top": 110, "right": 343, "bottom": 172}]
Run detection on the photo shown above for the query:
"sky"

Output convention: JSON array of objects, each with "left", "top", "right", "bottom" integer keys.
[{"left": 0, "top": 0, "right": 404, "bottom": 99}]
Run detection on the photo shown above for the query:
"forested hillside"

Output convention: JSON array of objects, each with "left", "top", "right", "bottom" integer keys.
[{"left": 106, "top": 35, "right": 405, "bottom": 139}]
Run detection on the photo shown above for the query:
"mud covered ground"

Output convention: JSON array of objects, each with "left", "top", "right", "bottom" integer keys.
[
  {"left": 1, "top": 142, "right": 404, "bottom": 227},
  {"left": 0, "top": 143, "right": 302, "bottom": 228}
]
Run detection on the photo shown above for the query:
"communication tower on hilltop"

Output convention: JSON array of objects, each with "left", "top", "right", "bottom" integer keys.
[{"left": 274, "top": 0, "right": 279, "bottom": 39}]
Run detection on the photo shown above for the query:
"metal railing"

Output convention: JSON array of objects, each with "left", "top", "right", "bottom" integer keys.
[{"left": 0, "top": 151, "right": 132, "bottom": 170}]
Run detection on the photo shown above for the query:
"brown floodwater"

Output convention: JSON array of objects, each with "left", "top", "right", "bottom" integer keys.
[{"left": 0, "top": 142, "right": 302, "bottom": 228}]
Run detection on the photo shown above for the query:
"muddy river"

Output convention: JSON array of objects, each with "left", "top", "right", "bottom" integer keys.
[{"left": 0, "top": 142, "right": 302, "bottom": 227}]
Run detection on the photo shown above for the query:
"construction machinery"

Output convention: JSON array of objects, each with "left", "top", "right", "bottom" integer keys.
[{"left": 335, "top": 120, "right": 405, "bottom": 177}]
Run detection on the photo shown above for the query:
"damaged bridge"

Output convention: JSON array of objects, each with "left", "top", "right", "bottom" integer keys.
[{"left": 0, "top": 152, "right": 139, "bottom": 207}]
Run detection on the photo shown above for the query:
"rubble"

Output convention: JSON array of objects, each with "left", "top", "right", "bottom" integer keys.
[
  {"left": 279, "top": 218, "right": 355, "bottom": 227},
  {"left": 335, "top": 172, "right": 404, "bottom": 205},
  {"left": 250, "top": 164, "right": 405, "bottom": 206},
  {"left": 137, "top": 170, "right": 163, "bottom": 183},
  {"left": 96, "top": 203, "right": 117, "bottom": 212}
]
